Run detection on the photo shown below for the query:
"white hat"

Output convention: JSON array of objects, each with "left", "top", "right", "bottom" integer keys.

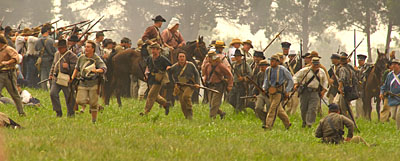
[
  {"left": 167, "top": 17, "right": 180, "bottom": 30},
  {"left": 288, "top": 50, "right": 297, "bottom": 56}
]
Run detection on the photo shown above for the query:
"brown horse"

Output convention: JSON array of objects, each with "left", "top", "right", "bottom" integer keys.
[
  {"left": 103, "top": 49, "right": 145, "bottom": 107},
  {"left": 363, "top": 49, "right": 389, "bottom": 120}
]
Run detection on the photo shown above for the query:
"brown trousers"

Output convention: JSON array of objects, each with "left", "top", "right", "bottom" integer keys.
[
  {"left": 0, "top": 72, "right": 25, "bottom": 115},
  {"left": 76, "top": 85, "right": 99, "bottom": 112},
  {"left": 178, "top": 86, "right": 194, "bottom": 119},
  {"left": 208, "top": 83, "right": 225, "bottom": 118},
  {"left": 265, "top": 93, "right": 290, "bottom": 129},
  {"left": 285, "top": 91, "right": 299, "bottom": 115},
  {"left": 144, "top": 84, "right": 167, "bottom": 113},
  {"left": 380, "top": 98, "right": 391, "bottom": 122}
]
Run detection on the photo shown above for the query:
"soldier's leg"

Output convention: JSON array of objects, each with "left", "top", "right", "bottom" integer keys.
[
  {"left": 88, "top": 86, "right": 99, "bottom": 122},
  {"left": 50, "top": 81, "right": 63, "bottom": 116},
  {"left": 255, "top": 94, "right": 267, "bottom": 124},
  {"left": 380, "top": 98, "right": 391, "bottom": 122},
  {"left": 338, "top": 95, "right": 350, "bottom": 118},
  {"left": 306, "top": 92, "right": 319, "bottom": 126},
  {"left": 396, "top": 105, "right": 400, "bottom": 130},
  {"left": 40, "top": 66, "right": 50, "bottom": 90},
  {"left": 350, "top": 136, "right": 370, "bottom": 146},
  {"left": 277, "top": 103, "right": 291, "bottom": 128},
  {"left": 209, "top": 85, "right": 223, "bottom": 118},
  {"left": 76, "top": 86, "right": 89, "bottom": 106},
  {"left": 355, "top": 98, "right": 364, "bottom": 119},
  {"left": 144, "top": 84, "right": 162, "bottom": 113},
  {"left": 391, "top": 106, "right": 398, "bottom": 120},
  {"left": 290, "top": 92, "right": 299, "bottom": 115},
  {"left": 181, "top": 87, "right": 194, "bottom": 119},
  {"left": 3, "top": 72, "right": 25, "bottom": 115},
  {"left": 286, "top": 92, "right": 294, "bottom": 114},
  {"left": 60, "top": 85, "right": 74, "bottom": 117},
  {"left": 265, "top": 94, "right": 281, "bottom": 129},
  {"left": 317, "top": 98, "right": 322, "bottom": 117},
  {"left": 138, "top": 80, "right": 148, "bottom": 100},
  {"left": 299, "top": 93, "right": 309, "bottom": 127},
  {"left": 228, "top": 86, "right": 238, "bottom": 111},
  {"left": 130, "top": 75, "right": 139, "bottom": 99},
  {"left": 328, "top": 93, "right": 335, "bottom": 104}
]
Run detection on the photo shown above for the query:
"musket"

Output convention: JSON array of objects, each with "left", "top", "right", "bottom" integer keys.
[
  {"left": 347, "top": 38, "right": 364, "bottom": 59},
  {"left": 69, "top": 15, "right": 104, "bottom": 51},
  {"left": 56, "top": 20, "right": 90, "bottom": 31},
  {"left": 37, "top": 78, "right": 50, "bottom": 85},
  {"left": 35, "top": 19, "right": 61, "bottom": 28},
  {"left": 240, "top": 96, "right": 256, "bottom": 99},
  {"left": 343, "top": 95, "right": 360, "bottom": 133},
  {"left": 282, "top": 68, "right": 312, "bottom": 109},
  {"left": 337, "top": 45, "right": 340, "bottom": 54},
  {"left": 176, "top": 82, "right": 220, "bottom": 94},
  {"left": 300, "top": 39, "right": 303, "bottom": 68},
  {"left": 17, "top": 21, "right": 22, "bottom": 31},
  {"left": 262, "top": 27, "right": 287, "bottom": 52},
  {"left": 245, "top": 76, "right": 266, "bottom": 95},
  {"left": 88, "top": 29, "right": 113, "bottom": 34},
  {"left": 0, "top": 16, "right": 4, "bottom": 27}
]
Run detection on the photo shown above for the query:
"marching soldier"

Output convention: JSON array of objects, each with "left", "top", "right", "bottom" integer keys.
[
  {"left": 202, "top": 40, "right": 230, "bottom": 70},
  {"left": 254, "top": 60, "right": 270, "bottom": 127},
  {"left": 229, "top": 49, "right": 252, "bottom": 112},
  {"left": 327, "top": 53, "right": 341, "bottom": 104},
  {"left": 142, "top": 15, "right": 166, "bottom": 53},
  {"left": 355, "top": 54, "right": 371, "bottom": 118},
  {"left": 284, "top": 50, "right": 301, "bottom": 115},
  {"left": 49, "top": 39, "right": 78, "bottom": 117},
  {"left": 241, "top": 40, "right": 253, "bottom": 64},
  {"left": 169, "top": 50, "right": 200, "bottom": 119},
  {"left": 294, "top": 57, "right": 328, "bottom": 128},
  {"left": 228, "top": 38, "right": 242, "bottom": 62},
  {"left": 140, "top": 43, "right": 171, "bottom": 116},
  {"left": 35, "top": 25, "right": 57, "bottom": 90},
  {"left": 94, "top": 32, "right": 104, "bottom": 57},
  {"left": 202, "top": 51, "right": 233, "bottom": 119},
  {"left": 71, "top": 40, "right": 107, "bottom": 123},
  {"left": 302, "top": 52, "right": 312, "bottom": 66},
  {"left": 262, "top": 54, "right": 293, "bottom": 130},
  {"left": 0, "top": 35, "right": 26, "bottom": 116},
  {"left": 281, "top": 42, "right": 291, "bottom": 57},
  {"left": 337, "top": 52, "right": 357, "bottom": 119},
  {"left": 248, "top": 50, "right": 266, "bottom": 109},
  {"left": 161, "top": 17, "right": 185, "bottom": 50},
  {"left": 315, "top": 103, "right": 370, "bottom": 146},
  {"left": 380, "top": 59, "right": 400, "bottom": 130}
]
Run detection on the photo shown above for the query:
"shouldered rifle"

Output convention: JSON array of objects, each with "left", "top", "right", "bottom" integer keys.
[
  {"left": 240, "top": 96, "right": 256, "bottom": 99},
  {"left": 176, "top": 82, "right": 220, "bottom": 94},
  {"left": 300, "top": 39, "right": 303, "bottom": 68},
  {"left": 263, "top": 27, "right": 287, "bottom": 52},
  {"left": 88, "top": 29, "right": 113, "bottom": 34},
  {"left": 35, "top": 19, "right": 61, "bottom": 28},
  {"left": 347, "top": 38, "right": 364, "bottom": 59},
  {"left": 68, "top": 15, "right": 104, "bottom": 51}
]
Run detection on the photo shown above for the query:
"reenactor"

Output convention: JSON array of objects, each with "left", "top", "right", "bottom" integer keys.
[
  {"left": 380, "top": 59, "right": 400, "bottom": 130},
  {"left": 254, "top": 60, "right": 270, "bottom": 127},
  {"left": 169, "top": 50, "right": 200, "bottom": 119},
  {"left": 241, "top": 40, "right": 253, "bottom": 64},
  {"left": 315, "top": 103, "right": 370, "bottom": 146},
  {"left": 71, "top": 40, "right": 107, "bottom": 123},
  {"left": 294, "top": 57, "right": 328, "bottom": 128},
  {"left": 229, "top": 49, "right": 252, "bottom": 112},
  {"left": 355, "top": 54, "right": 371, "bottom": 118},
  {"left": 202, "top": 51, "right": 233, "bottom": 119},
  {"left": 284, "top": 50, "right": 301, "bottom": 115},
  {"left": 327, "top": 54, "right": 341, "bottom": 104},
  {"left": 337, "top": 52, "right": 357, "bottom": 119},
  {"left": 262, "top": 54, "right": 293, "bottom": 130},
  {"left": 142, "top": 15, "right": 166, "bottom": 54},
  {"left": 380, "top": 61, "right": 394, "bottom": 122},
  {"left": 0, "top": 34, "right": 26, "bottom": 116},
  {"left": 140, "top": 43, "right": 171, "bottom": 116}
]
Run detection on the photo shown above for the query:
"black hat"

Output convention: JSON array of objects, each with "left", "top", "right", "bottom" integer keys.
[
  {"left": 71, "top": 26, "right": 81, "bottom": 33},
  {"left": 340, "top": 52, "right": 348, "bottom": 60},
  {"left": 96, "top": 32, "right": 104, "bottom": 38},
  {"left": 103, "top": 38, "right": 114, "bottom": 47},
  {"left": 281, "top": 42, "right": 291, "bottom": 49},
  {"left": 68, "top": 35, "right": 79, "bottom": 42},
  {"left": 233, "top": 49, "right": 243, "bottom": 56},
  {"left": 328, "top": 103, "right": 340, "bottom": 112},
  {"left": 121, "top": 37, "right": 131, "bottom": 44},
  {"left": 54, "top": 39, "right": 67, "bottom": 48},
  {"left": 302, "top": 53, "right": 311, "bottom": 59},
  {"left": 253, "top": 50, "right": 265, "bottom": 59},
  {"left": 357, "top": 54, "right": 367, "bottom": 60},
  {"left": 330, "top": 53, "right": 340, "bottom": 59},
  {"left": 152, "top": 15, "right": 166, "bottom": 22}
]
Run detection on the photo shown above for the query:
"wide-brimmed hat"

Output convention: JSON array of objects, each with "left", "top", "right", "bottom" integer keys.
[
  {"left": 96, "top": 32, "right": 104, "bottom": 37},
  {"left": 277, "top": 52, "right": 284, "bottom": 58},
  {"left": 391, "top": 59, "right": 400, "bottom": 64},
  {"left": 288, "top": 50, "right": 297, "bottom": 56},
  {"left": 21, "top": 28, "right": 32, "bottom": 36},
  {"left": 253, "top": 50, "right": 265, "bottom": 59},
  {"left": 310, "top": 51, "right": 321, "bottom": 58},
  {"left": 330, "top": 53, "right": 340, "bottom": 59},
  {"left": 215, "top": 40, "right": 226, "bottom": 48},
  {"left": 312, "top": 57, "right": 320, "bottom": 65},
  {"left": 233, "top": 49, "right": 244, "bottom": 56},
  {"left": 230, "top": 38, "right": 243, "bottom": 46},
  {"left": 209, "top": 40, "right": 216, "bottom": 47},
  {"left": 54, "top": 39, "right": 67, "bottom": 48},
  {"left": 259, "top": 60, "right": 270, "bottom": 66},
  {"left": 242, "top": 40, "right": 253, "bottom": 48},
  {"left": 302, "top": 53, "right": 311, "bottom": 59},
  {"left": 268, "top": 54, "right": 280, "bottom": 62},
  {"left": 152, "top": 15, "right": 166, "bottom": 22},
  {"left": 149, "top": 43, "right": 161, "bottom": 49}
]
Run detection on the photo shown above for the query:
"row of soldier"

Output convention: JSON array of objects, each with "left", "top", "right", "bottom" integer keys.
[{"left": 0, "top": 15, "right": 397, "bottom": 145}]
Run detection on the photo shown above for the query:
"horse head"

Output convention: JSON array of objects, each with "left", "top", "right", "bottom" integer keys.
[{"left": 376, "top": 49, "right": 389, "bottom": 72}]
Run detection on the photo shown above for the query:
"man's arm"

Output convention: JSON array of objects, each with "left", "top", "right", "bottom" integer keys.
[
  {"left": 341, "top": 115, "right": 354, "bottom": 139},
  {"left": 282, "top": 66, "right": 294, "bottom": 93},
  {"left": 262, "top": 68, "right": 270, "bottom": 91}
]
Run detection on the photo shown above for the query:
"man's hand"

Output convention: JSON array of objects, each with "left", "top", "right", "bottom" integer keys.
[
  {"left": 380, "top": 94, "right": 384, "bottom": 100},
  {"left": 49, "top": 75, "right": 53, "bottom": 80},
  {"left": 354, "top": 66, "right": 358, "bottom": 71},
  {"left": 345, "top": 137, "right": 352, "bottom": 142},
  {"left": 320, "top": 90, "right": 326, "bottom": 97},
  {"left": 178, "top": 43, "right": 184, "bottom": 48},
  {"left": 91, "top": 68, "right": 97, "bottom": 73},
  {"left": 284, "top": 92, "right": 289, "bottom": 98},
  {"left": 1, "top": 61, "right": 9, "bottom": 66},
  {"left": 227, "top": 87, "right": 232, "bottom": 92},
  {"left": 166, "top": 66, "right": 171, "bottom": 70},
  {"left": 328, "top": 78, "right": 334, "bottom": 85},
  {"left": 293, "top": 84, "right": 298, "bottom": 91},
  {"left": 62, "top": 62, "right": 69, "bottom": 69},
  {"left": 238, "top": 76, "right": 244, "bottom": 81},
  {"left": 194, "top": 84, "right": 200, "bottom": 89}
]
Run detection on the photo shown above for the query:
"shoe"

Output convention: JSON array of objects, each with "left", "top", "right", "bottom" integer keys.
[
  {"left": 302, "top": 122, "right": 306, "bottom": 128},
  {"left": 56, "top": 112, "right": 62, "bottom": 117},
  {"left": 164, "top": 102, "right": 171, "bottom": 115},
  {"left": 219, "top": 112, "right": 226, "bottom": 119},
  {"left": 306, "top": 125, "right": 312, "bottom": 128},
  {"left": 19, "top": 113, "right": 26, "bottom": 117},
  {"left": 139, "top": 112, "right": 145, "bottom": 116}
]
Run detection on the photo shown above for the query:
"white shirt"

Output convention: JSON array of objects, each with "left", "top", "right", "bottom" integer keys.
[
  {"left": 294, "top": 66, "right": 328, "bottom": 90},
  {"left": 26, "top": 36, "right": 39, "bottom": 56}
]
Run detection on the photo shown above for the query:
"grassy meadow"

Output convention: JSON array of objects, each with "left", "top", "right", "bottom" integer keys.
[{"left": 1, "top": 88, "right": 400, "bottom": 161}]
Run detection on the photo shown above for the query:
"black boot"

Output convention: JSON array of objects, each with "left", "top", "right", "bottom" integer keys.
[{"left": 164, "top": 102, "right": 171, "bottom": 115}]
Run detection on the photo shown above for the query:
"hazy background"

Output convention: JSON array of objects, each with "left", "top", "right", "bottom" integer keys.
[{"left": 2, "top": 0, "right": 400, "bottom": 66}]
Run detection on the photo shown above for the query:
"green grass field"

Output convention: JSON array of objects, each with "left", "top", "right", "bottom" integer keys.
[{"left": 1, "top": 88, "right": 400, "bottom": 161}]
